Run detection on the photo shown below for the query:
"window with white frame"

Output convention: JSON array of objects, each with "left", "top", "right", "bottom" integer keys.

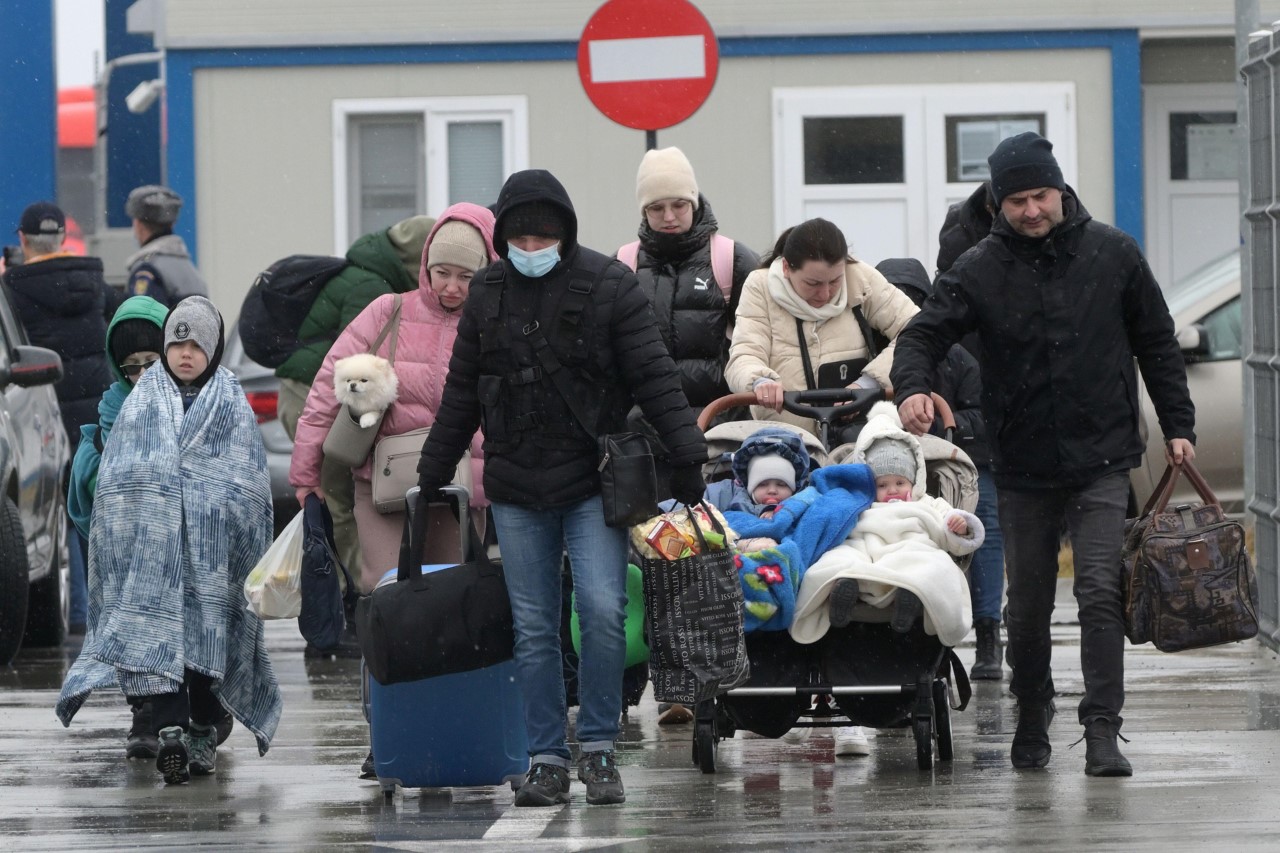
[{"left": 333, "top": 96, "right": 528, "bottom": 251}]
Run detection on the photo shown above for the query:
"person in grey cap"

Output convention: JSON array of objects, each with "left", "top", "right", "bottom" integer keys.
[
  {"left": 890, "top": 131, "right": 1196, "bottom": 778},
  {"left": 3, "top": 199, "right": 119, "bottom": 635},
  {"left": 125, "top": 184, "right": 209, "bottom": 307}
]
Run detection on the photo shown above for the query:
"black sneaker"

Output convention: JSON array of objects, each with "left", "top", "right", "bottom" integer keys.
[
  {"left": 514, "top": 763, "right": 570, "bottom": 807},
  {"left": 829, "top": 578, "right": 861, "bottom": 629},
  {"left": 891, "top": 590, "right": 923, "bottom": 633},
  {"left": 577, "top": 750, "right": 625, "bottom": 805},
  {"left": 359, "top": 750, "right": 376, "bottom": 780},
  {"left": 126, "top": 702, "right": 159, "bottom": 759},
  {"left": 156, "top": 726, "right": 190, "bottom": 785},
  {"left": 1083, "top": 719, "right": 1133, "bottom": 777},
  {"left": 1011, "top": 701, "right": 1055, "bottom": 769}
]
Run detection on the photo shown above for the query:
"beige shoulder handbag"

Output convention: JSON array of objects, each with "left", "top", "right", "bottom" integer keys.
[
  {"left": 322, "top": 296, "right": 402, "bottom": 468},
  {"left": 371, "top": 429, "right": 472, "bottom": 514}
]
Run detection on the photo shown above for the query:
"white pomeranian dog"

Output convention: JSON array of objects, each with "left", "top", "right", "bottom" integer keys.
[{"left": 332, "top": 353, "right": 398, "bottom": 427}]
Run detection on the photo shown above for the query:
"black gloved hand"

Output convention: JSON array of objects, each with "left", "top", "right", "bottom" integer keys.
[
  {"left": 416, "top": 481, "right": 446, "bottom": 505},
  {"left": 668, "top": 464, "right": 706, "bottom": 507}
]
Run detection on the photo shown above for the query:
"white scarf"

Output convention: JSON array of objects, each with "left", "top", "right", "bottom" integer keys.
[{"left": 765, "top": 258, "right": 848, "bottom": 323}]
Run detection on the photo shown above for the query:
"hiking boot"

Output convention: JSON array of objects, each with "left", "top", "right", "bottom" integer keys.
[
  {"left": 970, "top": 617, "right": 1004, "bottom": 681},
  {"left": 187, "top": 723, "right": 217, "bottom": 776},
  {"left": 156, "top": 726, "right": 190, "bottom": 785},
  {"left": 126, "top": 702, "right": 158, "bottom": 760},
  {"left": 891, "top": 590, "right": 923, "bottom": 633},
  {"left": 359, "top": 750, "right": 376, "bottom": 780},
  {"left": 514, "top": 763, "right": 570, "bottom": 807},
  {"left": 1083, "top": 719, "right": 1133, "bottom": 777},
  {"left": 214, "top": 708, "right": 234, "bottom": 746},
  {"left": 577, "top": 750, "right": 625, "bottom": 805},
  {"left": 828, "top": 578, "right": 861, "bottom": 629},
  {"left": 1011, "top": 701, "right": 1055, "bottom": 769},
  {"left": 834, "top": 726, "right": 871, "bottom": 756},
  {"left": 657, "top": 703, "right": 694, "bottom": 725}
]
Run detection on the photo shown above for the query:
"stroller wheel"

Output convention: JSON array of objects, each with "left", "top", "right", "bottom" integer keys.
[
  {"left": 694, "top": 720, "right": 718, "bottom": 774},
  {"left": 932, "top": 680, "right": 954, "bottom": 762},
  {"left": 913, "top": 716, "right": 934, "bottom": 770}
]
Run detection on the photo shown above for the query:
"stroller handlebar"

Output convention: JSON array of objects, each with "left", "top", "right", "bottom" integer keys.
[{"left": 696, "top": 388, "right": 958, "bottom": 441}]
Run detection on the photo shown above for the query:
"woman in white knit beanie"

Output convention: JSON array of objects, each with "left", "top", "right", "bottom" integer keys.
[{"left": 619, "top": 146, "right": 762, "bottom": 726}]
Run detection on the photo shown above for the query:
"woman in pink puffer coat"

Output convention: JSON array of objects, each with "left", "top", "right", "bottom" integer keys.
[{"left": 291, "top": 203, "right": 496, "bottom": 592}]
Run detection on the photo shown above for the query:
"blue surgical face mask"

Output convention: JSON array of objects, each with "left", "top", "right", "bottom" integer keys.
[{"left": 507, "top": 242, "right": 561, "bottom": 278}]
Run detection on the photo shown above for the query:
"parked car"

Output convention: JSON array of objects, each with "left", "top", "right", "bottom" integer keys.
[
  {"left": 1131, "top": 247, "right": 1243, "bottom": 515},
  {"left": 223, "top": 323, "right": 298, "bottom": 533},
  {"left": 0, "top": 283, "right": 70, "bottom": 665}
]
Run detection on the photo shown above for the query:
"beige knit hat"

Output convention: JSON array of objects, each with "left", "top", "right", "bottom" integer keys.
[
  {"left": 636, "top": 147, "right": 700, "bottom": 212},
  {"left": 426, "top": 220, "right": 488, "bottom": 272}
]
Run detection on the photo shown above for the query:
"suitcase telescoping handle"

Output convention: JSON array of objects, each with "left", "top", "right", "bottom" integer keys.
[
  {"left": 1141, "top": 458, "right": 1219, "bottom": 518},
  {"left": 398, "top": 484, "right": 486, "bottom": 583}
]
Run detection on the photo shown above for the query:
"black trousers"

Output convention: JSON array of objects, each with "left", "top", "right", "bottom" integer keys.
[
  {"left": 998, "top": 470, "right": 1130, "bottom": 727},
  {"left": 151, "top": 669, "right": 222, "bottom": 733}
]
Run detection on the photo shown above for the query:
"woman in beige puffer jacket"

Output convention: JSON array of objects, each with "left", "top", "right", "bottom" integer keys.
[{"left": 725, "top": 218, "right": 919, "bottom": 436}]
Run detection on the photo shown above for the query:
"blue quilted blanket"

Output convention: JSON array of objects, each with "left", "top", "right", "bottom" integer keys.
[
  {"left": 56, "top": 366, "right": 282, "bottom": 754},
  {"left": 725, "top": 464, "right": 877, "bottom": 632}
]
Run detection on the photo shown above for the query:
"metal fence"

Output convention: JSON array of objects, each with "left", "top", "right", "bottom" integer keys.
[{"left": 1243, "top": 24, "right": 1280, "bottom": 651}]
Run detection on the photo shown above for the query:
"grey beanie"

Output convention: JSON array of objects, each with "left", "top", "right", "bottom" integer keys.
[
  {"left": 125, "top": 184, "right": 183, "bottom": 226},
  {"left": 864, "top": 437, "right": 917, "bottom": 484},
  {"left": 164, "top": 296, "right": 221, "bottom": 362}
]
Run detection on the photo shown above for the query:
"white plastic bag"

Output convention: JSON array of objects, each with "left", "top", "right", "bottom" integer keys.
[{"left": 244, "top": 511, "right": 305, "bottom": 619}]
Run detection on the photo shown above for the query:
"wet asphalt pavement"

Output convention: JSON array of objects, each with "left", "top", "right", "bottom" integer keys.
[{"left": 2, "top": 579, "right": 1279, "bottom": 852}]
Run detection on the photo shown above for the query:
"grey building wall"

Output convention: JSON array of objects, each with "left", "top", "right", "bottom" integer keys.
[
  {"left": 1142, "top": 38, "right": 1236, "bottom": 84},
  {"left": 191, "top": 48, "right": 1112, "bottom": 317},
  {"left": 154, "top": 0, "right": 1268, "bottom": 47}
]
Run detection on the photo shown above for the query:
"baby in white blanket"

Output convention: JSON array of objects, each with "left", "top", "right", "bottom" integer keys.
[{"left": 790, "top": 402, "right": 984, "bottom": 647}]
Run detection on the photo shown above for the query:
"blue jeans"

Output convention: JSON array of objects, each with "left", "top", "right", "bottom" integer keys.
[
  {"left": 998, "top": 471, "right": 1130, "bottom": 727},
  {"left": 68, "top": 525, "right": 88, "bottom": 627},
  {"left": 968, "top": 467, "right": 1005, "bottom": 621},
  {"left": 490, "top": 496, "right": 628, "bottom": 767}
]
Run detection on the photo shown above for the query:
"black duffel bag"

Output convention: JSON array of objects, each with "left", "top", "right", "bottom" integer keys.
[{"left": 355, "top": 489, "right": 514, "bottom": 685}]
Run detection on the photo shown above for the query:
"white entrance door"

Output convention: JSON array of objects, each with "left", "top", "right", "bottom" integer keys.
[
  {"left": 773, "top": 88, "right": 927, "bottom": 265},
  {"left": 775, "top": 83, "right": 1076, "bottom": 272},
  {"left": 1143, "top": 84, "right": 1240, "bottom": 288}
]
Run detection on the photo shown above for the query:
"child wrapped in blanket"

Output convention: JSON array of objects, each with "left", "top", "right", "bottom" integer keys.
[
  {"left": 705, "top": 425, "right": 879, "bottom": 755},
  {"left": 790, "top": 401, "right": 984, "bottom": 647}
]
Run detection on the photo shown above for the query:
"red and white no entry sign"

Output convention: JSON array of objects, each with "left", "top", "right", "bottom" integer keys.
[{"left": 577, "top": 0, "right": 720, "bottom": 131}]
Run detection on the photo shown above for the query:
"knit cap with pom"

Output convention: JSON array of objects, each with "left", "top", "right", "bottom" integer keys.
[{"left": 863, "top": 437, "right": 918, "bottom": 485}]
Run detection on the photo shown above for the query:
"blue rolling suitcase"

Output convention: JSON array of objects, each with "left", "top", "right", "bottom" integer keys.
[{"left": 363, "top": 486, "right": 528, "bottom": 794}]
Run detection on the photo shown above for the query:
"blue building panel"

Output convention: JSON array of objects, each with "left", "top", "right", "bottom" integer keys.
[
  {"left": 0, "top": 0, "right": 56, "bottom": 238},
  {"left": 105, "top": 0, "right": 161, "bottom": 229}
]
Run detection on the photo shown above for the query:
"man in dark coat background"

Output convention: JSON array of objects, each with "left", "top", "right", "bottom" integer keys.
[
  {"left": 4, "top": 201, "right": 118, "bottom": 635},
  {"left": 891, "top": 133, "right": 1196, "bottom": 778}
]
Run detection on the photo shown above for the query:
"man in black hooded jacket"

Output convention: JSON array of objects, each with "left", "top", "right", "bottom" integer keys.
[
  {"left": 417, "top": 169, "right": 706, "bottom": 808},
  {"left": 891, "top": 133, "right": 1196, "bottom": 779}
]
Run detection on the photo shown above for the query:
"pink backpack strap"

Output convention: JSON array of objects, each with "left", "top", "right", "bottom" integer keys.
[
  {"left": 709, "top": 233, "right": 735, "bottom": 303},
  {"left": 617, "top": 240, "right": 641, "bottom": 272}
]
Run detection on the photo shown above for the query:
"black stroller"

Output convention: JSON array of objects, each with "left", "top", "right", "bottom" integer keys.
[{"left": 689, "top": 388, "right": 975, "bottom": 772}]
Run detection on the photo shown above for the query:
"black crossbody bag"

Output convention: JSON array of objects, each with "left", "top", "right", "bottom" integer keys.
[
  {"left": 794, "top": 304, "right": 879, "bottom": 391},
  {"left": 514, "top": 266, "right": 658, "bottom": 529}
]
